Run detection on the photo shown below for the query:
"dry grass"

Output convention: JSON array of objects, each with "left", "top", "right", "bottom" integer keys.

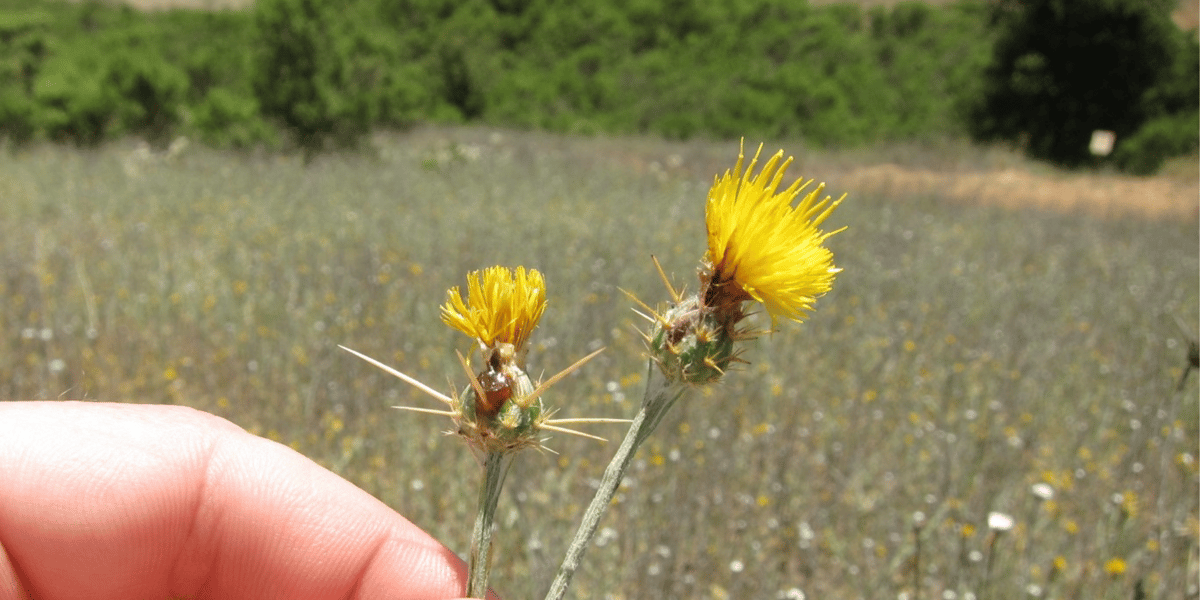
[
  {"left": 2, "top": 127, "right": 1197, "bottom": 599},
  {"left": 837, "top": 162, "right": 1198, "bottom": 221}
]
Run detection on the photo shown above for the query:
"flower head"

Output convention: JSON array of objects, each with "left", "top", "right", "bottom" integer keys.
[
  {"left": 640, "top": 142, "right": 846, "bottom": 385},
  {"left": 341, "top": 266, "right": 619, "bottom": 454},
  {"left": 437, "top": 266, "right": 552, "bottom": 449},
  {"left": 702, "top": 141, "right": 844, "bottom": 326},
  {"left": 441, "top": 266, "right": 546, "bottom": 358},
  {"left": 1103, "top": 557, "right": 1127, "bottom": 576}
]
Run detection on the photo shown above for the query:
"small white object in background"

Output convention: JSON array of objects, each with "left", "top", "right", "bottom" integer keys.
[
  {"left": 1089, "top": 130, "right": 1115, "bottom": 156},
  {"left": 987, "top": 511, "right": 1014, "bottom": 532}
]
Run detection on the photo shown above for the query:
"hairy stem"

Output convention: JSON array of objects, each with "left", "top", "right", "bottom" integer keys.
[
  {"left": 467, "top": 451, "right": 512, "bottom": 598},
  {"left": 543, "top": 361, "right": 686, "bottom": 600}
]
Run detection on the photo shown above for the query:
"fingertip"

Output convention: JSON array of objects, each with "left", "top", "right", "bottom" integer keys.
[
  {"left": 0, "top": 401, "right": 480, "bottom": 600},
  {"left": 183, "top": 422, "right": 476, "bottom": 600}
]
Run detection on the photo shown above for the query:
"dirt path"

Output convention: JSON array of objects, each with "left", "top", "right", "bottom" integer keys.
[
  {"left": 571, "top": 133, "right": 1199, "bottom": 222},
  {"left": 488, "top": 127, "right": 1199, "bottom": 223},
  {"left": 836, "top": 163, "right": 1199, "bottom": 221}
]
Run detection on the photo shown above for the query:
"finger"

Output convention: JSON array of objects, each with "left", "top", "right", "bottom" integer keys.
[{"left": 0, "top": 401, "right": 490, "bottom": 600}]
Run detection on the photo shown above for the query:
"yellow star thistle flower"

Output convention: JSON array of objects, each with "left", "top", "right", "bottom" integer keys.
[
  {"left": 342, "top": 264, "right": 618, "bottom": 454},
  {"left": 441, "top": 266, "right": 547, "bottom": 354},
  {"left": 1103, "top": 557, "right": 1127, "bottom": 576},
  {"left": 703, "top": 141, "right": 844, "bottom": 325},
  {"left": 345, "top": 264, "right": 627, "bottom": 600},
  {"left": 637, "top": 141, "right": 847, "bottom": 384}
]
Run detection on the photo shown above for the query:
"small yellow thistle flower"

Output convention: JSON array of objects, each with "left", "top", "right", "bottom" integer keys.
[
  {"left": 1103, "top": 557, "right": 1127, "bottom": 576},
  {"left": 441, "top": 265, "right": 546, "bottom": 357},
  {"left": 1052, "top": 555, "right": 1067, "bottom": 572},
  {"left": 639, "top": 142, "right": 846, "bottom": 385},
  {"left": 343, "top": 266, "right": 619, "bottom": 455},
  {"left": 437, "top": 266, "right": 554, "bottom": 450},
  {"left": 347, "top": 265, "right": 625, "bottom": 599},
  {"left": 702, "top": 140, "right": 844, "bottom": 326}
]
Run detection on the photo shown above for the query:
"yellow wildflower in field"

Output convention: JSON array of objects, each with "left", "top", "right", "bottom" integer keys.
[
  {"left": 642, "top": 142, "right": 846, "bottom": 384},
  {"left": 441, "top": 265, "right": 546, "bottom": 358},
  {"left": 344, "top": 265, "right": 610, "bottom": 455},
  {"left": 702, "top": 141, "right": 844, "bottom": 326},
  {"left": 1104, "top": 557, "right": 1127, "bottom": 576},
  {"left": 1052, "top": 555, "right": 1067, "bottom": 572}
]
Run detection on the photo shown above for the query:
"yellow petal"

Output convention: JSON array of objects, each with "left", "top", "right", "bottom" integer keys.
[
  {"left": 704, "top": 141, "right": 845, "bottom": 324},
  {"left": 440, "top": 266, "right": 547, "bottom": 350}
]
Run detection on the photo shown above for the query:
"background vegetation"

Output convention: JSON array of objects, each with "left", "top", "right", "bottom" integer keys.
[
  {"left": 0, "top": 0, "right": 1195, "bottom": 171},
  {"left": 969, "top": 0, "right": 1199, "bottom": 174},
  {"left": 2, "top": 128, "right": 1196, "bottom": 598}
]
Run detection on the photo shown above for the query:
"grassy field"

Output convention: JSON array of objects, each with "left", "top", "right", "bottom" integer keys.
[{"left": 2, "top": 128, "right": 1197, "bottom": 599}]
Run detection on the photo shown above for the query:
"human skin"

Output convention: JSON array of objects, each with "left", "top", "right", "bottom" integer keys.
[{"left": 0, "top": 401, "right": 496, "bottom": 600}]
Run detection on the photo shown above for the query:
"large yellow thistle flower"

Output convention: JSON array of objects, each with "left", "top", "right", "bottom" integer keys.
[
  {"left": 703, "top": 141, "right": 844, "bottom": 324},
  {"left": 440, "top": 266, "right": 547, "bottom": 352}
]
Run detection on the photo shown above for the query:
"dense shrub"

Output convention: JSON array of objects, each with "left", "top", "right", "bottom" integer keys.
[
  {"left": 252, "top": 0, "right": 443, "bottom": 154},
  {"left": 968, "top": 0, "right": 1193, "bottom": 172},
  {"left": 0, "top": 0, "right": 996, "bottom": 151},
  {"left": 0, "top": 8, "right": 51, "bottom": 142},
  {"left": 31, "top": 46, "right": 117, "bottom": 144},
  {"left": 190, "top": 86, "right": 274, "bottom": 149},
  {"left": 1111, "top": 111, "right": 1200, "bottom": 175},
  {"left": 28, "top": 27, "right": 188, "bottom": 145},
  {"left": 2, "top": 0, "right": 1191, "bottom": 168},
  {"left": 252, "top": 0, "right": 373, "bottom": 154},
  {"left": 0, "top": 2, "right": 270, "bottom": 147},
  {"left": 472, "top": 0, "right": 993, "bottom": 147},
  {"left": 1111, "top": 23, "right": 1200, "bottom": 174}
]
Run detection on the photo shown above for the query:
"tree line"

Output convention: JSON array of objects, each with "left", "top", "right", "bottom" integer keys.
[{"left": 0, "top": 0, "right": 1194, "bottom": 173}]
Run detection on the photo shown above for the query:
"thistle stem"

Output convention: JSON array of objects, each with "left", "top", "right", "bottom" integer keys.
[
  {"left": 543, "top": 361, "right": 686, "bottom": 600},
  {"left": 467, "top": 451, "right": 513, "bottom": 598}
]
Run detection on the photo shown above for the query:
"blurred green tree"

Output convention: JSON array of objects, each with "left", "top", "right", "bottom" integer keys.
[
  {"left": 968, "top": 0, "right": 1184, "bottom": 169},
  {"left": 253, "top": 0, "right": 414, "bottom": 157}
]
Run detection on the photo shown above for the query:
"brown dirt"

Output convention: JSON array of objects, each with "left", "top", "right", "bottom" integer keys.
[
  {"left": 574, "top": 133, "right": 1199, "bottom": 223},
  {"left": 835, "top": 162, "right": 1199, "bottom": 221}
]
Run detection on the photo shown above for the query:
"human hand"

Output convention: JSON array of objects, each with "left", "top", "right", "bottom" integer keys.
[{"left": 0, "top": 401, "right": 497, "bottom": 600}]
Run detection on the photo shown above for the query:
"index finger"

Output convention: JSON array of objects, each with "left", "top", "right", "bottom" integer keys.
[{"left": 0, "top": 401, "right": 493, "bottom": 600}]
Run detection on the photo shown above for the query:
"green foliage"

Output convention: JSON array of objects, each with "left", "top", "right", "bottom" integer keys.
[
  {"left": 469, "top": 0, "right": 993, "bottom": 147},
  {"left": 0, "top": 0, "right": 997, "bottom": 152},
  {"left": 6, "top": 0, "right": 1193, "bottom": 166},
  {"left": 0, "top": 1, "right": 270, "bottom": 147},
  {"left": 1111, "top": 111, "right": 1200, "bottom": 175},
  {"left": 1112, "top": 24, "right": 1200, "bottom": 175},
  {"left": 251, "top": 0, "right": 445, "bottom": 154},
  {"left": 190, "top": 87, "right": 275, "bottom": 149},
  {"left": 252, "top": 0, "right": 372, "bottom": 154},
  {"left": 969, "top": 0, "right": 1193, "bottom": 172},
  {"left": 30, "top": 46, "right": 114, "bottom": 144},
  {"left": 0, "top": 8, "right": 51, "bottom": 142},
  {"left": 31, "top": 28, "right": 189, "bottom": 145}
]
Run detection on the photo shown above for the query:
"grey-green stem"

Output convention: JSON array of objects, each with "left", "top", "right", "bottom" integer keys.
[
  {"left": 543, "top": 361, "right": 686, "bottom": 600},
  {"left": 467, "top": 451, "right": 513, "bottom": 598}
]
